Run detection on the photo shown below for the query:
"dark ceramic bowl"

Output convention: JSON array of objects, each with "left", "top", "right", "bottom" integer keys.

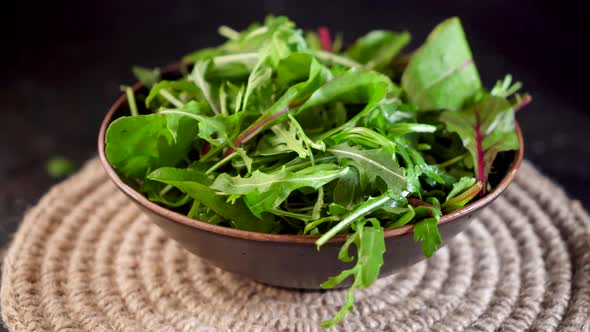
[{"left": 98, "top": 65, "right": 524, "bottom": 289}]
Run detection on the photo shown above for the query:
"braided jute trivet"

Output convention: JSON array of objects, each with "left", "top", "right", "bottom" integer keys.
[{"left": 1, "top": 159, "right": 589, "bottom": 332}]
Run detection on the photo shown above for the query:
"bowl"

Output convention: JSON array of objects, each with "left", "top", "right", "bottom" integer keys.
[{"left": 98, "top": 64, "right": 524, "bottom": 289}]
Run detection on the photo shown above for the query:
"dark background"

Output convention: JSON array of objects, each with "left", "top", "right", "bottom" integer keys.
[{"left": 0, "top": 1, "right": 588, "bottom": 326}]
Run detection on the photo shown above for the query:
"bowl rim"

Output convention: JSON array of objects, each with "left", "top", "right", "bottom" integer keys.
[{"left": 98, "top": 63, "right": 524, "bottom": 244}]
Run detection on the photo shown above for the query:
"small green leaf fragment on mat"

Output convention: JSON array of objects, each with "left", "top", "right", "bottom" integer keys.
[{"left": 47, "top": 157, "right": 76, "bottom": 178}]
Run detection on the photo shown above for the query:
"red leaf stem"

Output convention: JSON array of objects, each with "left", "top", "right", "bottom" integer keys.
[{"left": 317, "top": 27, "right": 332, "bottom": 52}]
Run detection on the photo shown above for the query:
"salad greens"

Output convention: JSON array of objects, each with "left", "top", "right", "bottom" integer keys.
[{"left": 105, "top": 16, "right": 530, "bottom": 327}]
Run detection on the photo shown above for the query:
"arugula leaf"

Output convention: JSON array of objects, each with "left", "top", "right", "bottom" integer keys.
[
  {"left": 329, "top": 127, "right": 395, "bottom": 153},
  {"left": 257, "top": 122, "right": 309, "bottom": 158},
  {"left": 445, "top": 176, "right": 476, "bottom": 202},
  {"left": 148, "top": 167, "right": 280, "bottom": 233},
  {"left": 159, "top": 102, "right": 238, "bottom": 147},
  {"left": 299, "top": 68, "right": 397, "bottom": 139},
  {"left": 207, "top": 54, "right": 259, "bottom": 80},
  {"left": 182, "top": 48, "right": 226, "bottom": 64},
  {"left": 413, "top": 217, "right": 442, "bottom": 257},
  {"left": 210, "top": 164, "right": 349, "bottom": 217},
  {"left": 132, "top": 66, "right": 161, "bottom": 87},
  {"left": 189, "top": 60, "right": 221, "bottom": 114},
  {"left": 327, "top": 144, "right": 406, "bottom": 192},
  {"left": 441, "top": 181, "right": 482, "bottom": 213},
  {"left": 440, "top": 95, "right": 519, "bottom": 193},
  {"left": 347, "top": 30, "right": 411, "bottom": 70},
  {"left": 163, "top": 101, "right": 207, "bottom": 143},
  {"left": 320, "top": 218, "right": 385, "bottom": 327},
  {"left": 316, "top": 192, "right": 394, "bottom": 247},
  {"left": 105, "top": 114, "right": 197, "bottom": 178},
  {"left": 401, "top": 17, "right": 482, "bottom": 110},
  {"left": 333, "top": 166, "right": 363, "bottom": 209},
  {"left": 224, "top": 56, "right": 332, "bottom": 152},
  {"left": 145, "top": 80, "right": 201, "bottom": 110}
]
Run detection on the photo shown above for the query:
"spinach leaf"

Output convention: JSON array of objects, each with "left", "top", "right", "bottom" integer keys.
[
  {"left": 347, "top": 30, "right": 411, "bottom": 71},
  {"left": 105, "top": 114, "right": 197, "bottom": 178},
  {"left": 401, "top": 17, "right": 482, "bottom": 110}
]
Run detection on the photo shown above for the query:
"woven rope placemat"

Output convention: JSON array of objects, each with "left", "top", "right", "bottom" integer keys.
[{"left": 1, "top": 159, "right": 589, "bottom": 332}]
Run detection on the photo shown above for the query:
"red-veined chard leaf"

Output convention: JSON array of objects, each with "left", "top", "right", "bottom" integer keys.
[{"left": 440, "top": 95, "right": 519, "bottom": 193}]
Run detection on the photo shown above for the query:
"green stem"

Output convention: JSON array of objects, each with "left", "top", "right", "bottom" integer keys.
[
  {"left": 206, "top": 152, "right": 238, "bottom": 174},
  {"left": 316, "top": 193, "right": 392, "bottom": 248},
  {"left": 304, "top": 216, "right": 340, "bottom": 234},
  {"left": 218, "top": 25, "right": 240, "bottom": 40},
  {"left": 125, "top": 86, "right": 139, "bottom": 116},
  {"left": 268, "top": 208, "right": 315, "bottom": 222},
  {"left": 435, "top": 153, "right": 467, "bottom": 168},
  {"left": 213, "top": 52, "right": 259, "bottom": 65},
  {"left": 159, "top": 184, "right": 173, "bottom": 196},
  {"left": 159, "top": 89, "right": 185, "bottom": 108},
  {"left": 313, "top": 50, "right": 364, "bottom": 68}
]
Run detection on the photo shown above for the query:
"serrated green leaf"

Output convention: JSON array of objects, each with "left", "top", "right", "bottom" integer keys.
[
  {"left": 320, "top": 218, "right": 385, "bottom": 327},
  {"left": 148, "top": 167, "right": 280, "bottom": 233},
  {"left": 299, "top": 68, "right": 397, "bottom": 139},
  {"left": 328, "top": 144, "right": 406, "bottom": 192},
  {"left": 211, "top": 164, "right": 348, "bottom": 217},
  {"left": 145, "top": 80, "right": 201, "bottom": 110},
  {"left": 413, "top": 217, "right": 442, "bottom": 257}
]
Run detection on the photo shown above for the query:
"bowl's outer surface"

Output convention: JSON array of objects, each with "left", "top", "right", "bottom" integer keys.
[
  {"left": 99, "top": 65, "right": 523, "bottom": 290},
  {"left": 137, "top": 202, "right": 478, "bottom": 289}
]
